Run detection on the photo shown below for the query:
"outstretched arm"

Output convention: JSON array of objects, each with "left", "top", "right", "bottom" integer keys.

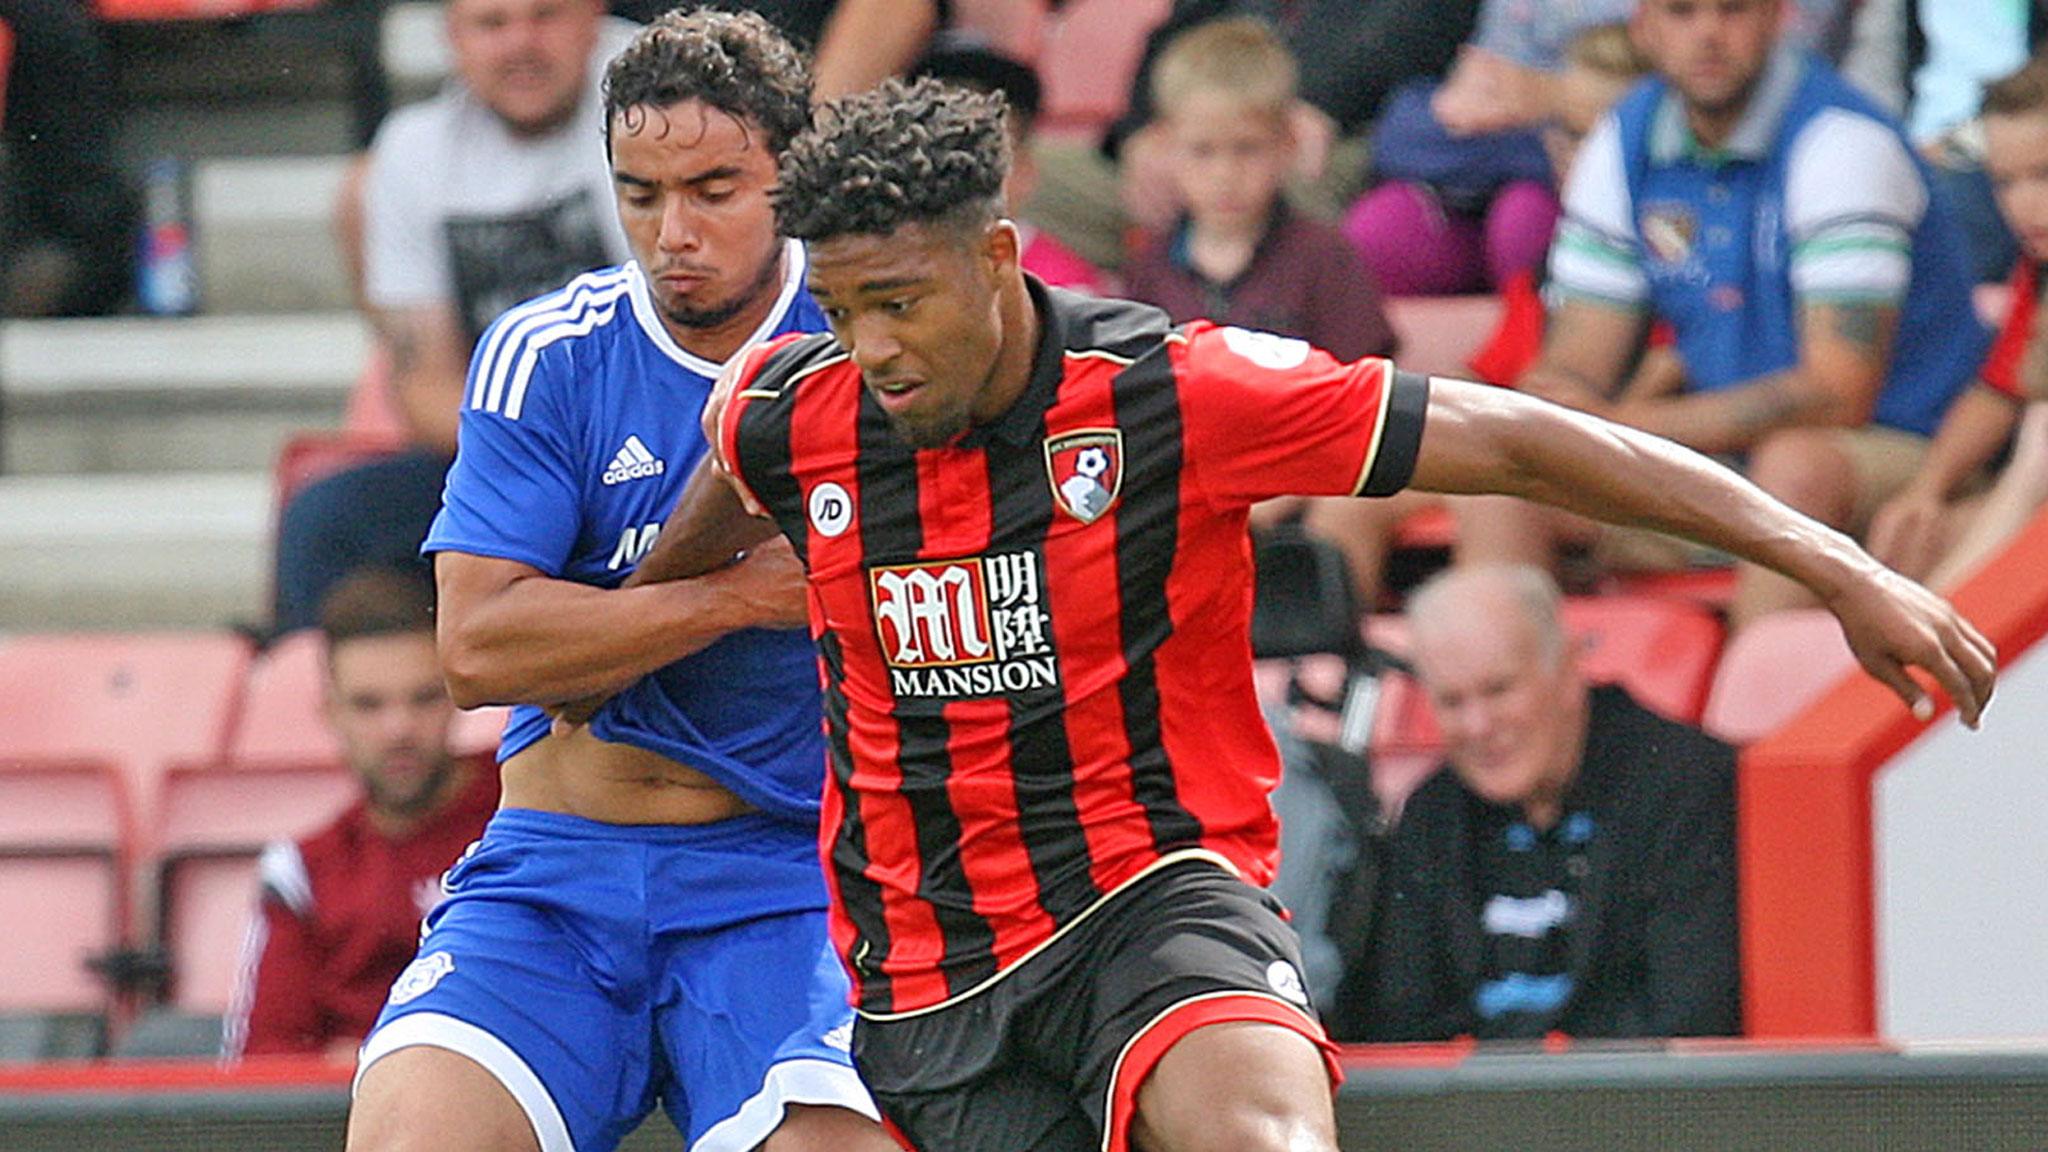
[{"left": 1409, "top": 377, "right": 1997, "bottom": 725}]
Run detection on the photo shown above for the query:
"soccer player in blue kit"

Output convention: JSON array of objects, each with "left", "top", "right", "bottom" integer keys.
[{"left": 345, "top": 11, "right": 896, "bottom": 1152}]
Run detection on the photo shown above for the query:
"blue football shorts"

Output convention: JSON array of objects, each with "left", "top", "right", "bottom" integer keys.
[{"left": 354, "top": 808, "right": 876, "bottom": 1152}]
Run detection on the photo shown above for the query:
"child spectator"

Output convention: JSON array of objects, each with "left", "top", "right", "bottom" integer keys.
[
  {"left": 1867, "top": 54, "right": 2048, "bottom": 589},
  {"left": 1121, "top": 16, "right": 1394, "bottom": 359}
]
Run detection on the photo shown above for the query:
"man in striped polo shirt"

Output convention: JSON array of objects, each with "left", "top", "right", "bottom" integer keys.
[
  {"left": 626, "top": 77, "right": 1993, "bottom": 1152},
  {"left": 1459, "top": 0, "right": 1991, "bottom": 631}
]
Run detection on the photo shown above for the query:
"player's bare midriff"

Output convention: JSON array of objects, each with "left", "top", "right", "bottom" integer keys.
[{"left": 500, "top": 725, "right": 754, "bottom": 825}]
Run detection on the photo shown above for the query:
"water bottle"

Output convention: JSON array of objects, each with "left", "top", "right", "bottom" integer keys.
[{"left": 137, "top": 156, "right": 198, "bottom": 316}]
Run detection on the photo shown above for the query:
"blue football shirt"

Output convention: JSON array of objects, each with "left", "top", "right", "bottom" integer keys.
[{"left": 424, "top": 244, "right": 830, "bottom": 823}]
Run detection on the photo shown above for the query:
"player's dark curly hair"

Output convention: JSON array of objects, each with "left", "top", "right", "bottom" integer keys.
[
  {"left": 774, "top": 76, "right": 1010, "bottom": 242},
  {"left": 603, "top": 7, "right": 813, "bottom": 155}
]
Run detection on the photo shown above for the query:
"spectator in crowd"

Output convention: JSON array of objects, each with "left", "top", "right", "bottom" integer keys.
[
  {"left": 1107, "top": 0, "right": 1483, "bottom": 246},
  {"left": 1344, "top": 0, "right": 1847, "bottom": 298},
  {"left": 1467, "top": 22, "right": 1665, "bottom": 391},
  {"left": 275, "top": 0, "right": 639, "bottom": 634},
  {"left": 1838, "top": 0, "right": 2044, "bottom": 282},
  {"left": 1456, "top": 0, "right": 1989, "bottom": 630},
  {"left": 914, "top": 43, "right": 1111, "bottom": 293},
  {"left": 1121, "top": 17, "right": 1393, "bottom": 358},
  {"left": 223, "top": 568, "right": 496, "bottom": 1060},
  {"left": 0, "top": 0, "right": 138, "bottom": 317},
  {"left": 1868, "top": 53, "right": 2048, "bottom": 590},
  {"left": 1343, "top": 564, "right": 1739, "bottom": 1043},
  {"left": 1120, "top": 16, "right": 1397, "bottom": 605}
]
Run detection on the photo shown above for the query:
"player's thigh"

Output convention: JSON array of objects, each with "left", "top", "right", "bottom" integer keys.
[
  {"left": 656, "top": 906, "right": 879, "bottom": 1149},
  {"left": 1074, "top": 862, "right": 1341, "bottom": 1152},
  {"left": 348, "top": 1045, "right": 539, "bottom": 1152},
  {"left": 872, "top": 1066, "right": 1098, "bottom": 1152},
  {"left": 359, "top": 819, "right": 661, "bottom": 1152},
  {"left": 1127, "top": 1020, "right": 1337, "bottom": 1152}
]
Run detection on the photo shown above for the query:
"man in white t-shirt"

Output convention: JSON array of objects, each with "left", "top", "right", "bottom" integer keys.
[{"left": 280, "top": 0, "right": 637, "bottom": 634}]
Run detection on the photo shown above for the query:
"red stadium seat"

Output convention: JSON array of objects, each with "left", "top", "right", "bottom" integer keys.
[
  {"left": 0, "top": 633, "right": 252, "bottom": 823},
  {"left": 1383, "top": 295, "right": 1506, "bottom": 379},
  {"left": 93, "top": 0, "right": 318, "bottom": 21},
  {"left": 341, "top": 347, "right": 410, "bottom": 440},
  {"left": 155, "top": 761, "right": 357, "bottom": 1013},
  {"left": 1561, "top": 595, "right": 1725, "bottom": 724},
  {"left": 227, "top": 631, "right": 344, "bottom": 766},
  {"left": 0, "top": 759, "right": 131, "bottom": 1016},
  {"left": 0, "top": 20, "right": 14, "bottom": 126},
  {"left": 1701, "top": 608, "right": 1858, "bottom": 745}
]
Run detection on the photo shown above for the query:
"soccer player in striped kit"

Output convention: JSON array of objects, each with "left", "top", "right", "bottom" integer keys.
[{"left": 626, "top": 78, "right": 1994, "bottom": 1152}]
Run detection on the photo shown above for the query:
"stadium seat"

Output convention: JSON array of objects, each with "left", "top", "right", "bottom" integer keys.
[
  {"left": 154, "top": 761, "right": 357, "bottom": 1014},
  {"left": 0, "top": 632, "right": 249, "bottom": 824},
  {"left": 1561, "top": 595, "right": 1725, "bottom": 724},
  {"left": 94, "top": 0, "right": 318, "bottom": 22},
  {"left": 227, "top": 630, "right": 343, "bottom": 766},
  {"left": 0, "top": 759, "right": 131, "bottom": 1019},
  {"left": 341, "top": 347, "right": 409, "bottom": 439},
  {"left": 0, "top": 21, "right": 14, "bottom": 126},
  {"left": 1701, "top": 608, "right": 1858, "bottom": 745},
  {"left": 1383, "top": 295, "right": 1506, "bottom": 379}
]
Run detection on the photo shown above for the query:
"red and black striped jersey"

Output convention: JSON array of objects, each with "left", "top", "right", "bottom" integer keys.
[{"left": 719, "top": 280, "right": 1427, "bottom": 1016}]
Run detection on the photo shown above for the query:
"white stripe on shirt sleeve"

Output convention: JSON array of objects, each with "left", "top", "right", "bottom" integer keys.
[
  {"left": 1549, "top": 113, "right": 1649, "bottom": 309},
  {"left": 1785, "top": 109, "right": 1924, "bottom": 302}
]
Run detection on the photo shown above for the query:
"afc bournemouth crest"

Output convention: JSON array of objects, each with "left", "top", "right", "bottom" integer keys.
[{"left": 1044, "top": 429, "right": 1123, "bottom": 524}]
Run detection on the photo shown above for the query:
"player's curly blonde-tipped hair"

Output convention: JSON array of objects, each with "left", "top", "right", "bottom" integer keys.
[{"left": 773, "top": 76, "right": 1011, "bottom": 242}]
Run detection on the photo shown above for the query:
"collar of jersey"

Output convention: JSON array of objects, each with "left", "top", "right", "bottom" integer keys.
[
  {"left": 1649, "top": 44, "right": 1806, "bottom": 168},
  {"left": 954, "top": 273, "right": 1068, "bottom": 450},
  {"left": 624, "top": 239, "right": 809, "bottom": 377}
]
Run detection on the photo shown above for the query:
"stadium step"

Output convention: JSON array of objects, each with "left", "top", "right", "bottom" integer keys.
[
  {"left": 193, "top": 155, "right": 356, "bottom": 314},
  {"left": 0, "top": 312, "right": 365, "bottom": 475},
  {"left": 0, "top": 472, "right": 270, "bottom": 631}
]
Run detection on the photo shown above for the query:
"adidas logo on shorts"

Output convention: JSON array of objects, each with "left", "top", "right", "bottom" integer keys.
[{"left": 603, "top": 435, "right": 667, "bottom": 486}]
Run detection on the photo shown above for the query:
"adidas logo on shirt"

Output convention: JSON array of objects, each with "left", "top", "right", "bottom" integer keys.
[{"left": 603, "top": 435, "right": 667, "bottom": 486}]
